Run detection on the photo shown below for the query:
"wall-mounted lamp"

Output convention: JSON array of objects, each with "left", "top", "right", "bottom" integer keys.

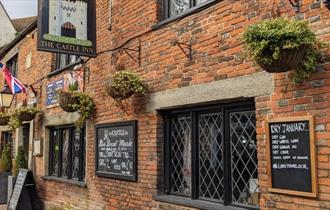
[{"left": 0, "top": 86, "right": 14, "bottom": 108}]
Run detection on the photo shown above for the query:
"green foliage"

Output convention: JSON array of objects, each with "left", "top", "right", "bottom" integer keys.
[
  {"left": 66, "top": 92, "right": 95, "bottom": 130},
  {"left": 108, "top": 70, "right": 148, "bottom": 100},
  {"left": 13, "top": 146, "right": 28, "bottom": 176},
  {"left": 0, "top": 112, "right": 10, "bottom": 125},
  {"left": 68, "top": 81, "right": 79, "bottom": 92},
  {"left": 9, "top": 107, "right": 41, "bottom": 129},
  {"left": 0, "top": 143, "right": 12, "bottom": 172},
  {"left": 43, "top": 34, "right": 93, "bottom": 47},
  {"left": 243, "top": 17, "right": 325, "bottom": 82}
]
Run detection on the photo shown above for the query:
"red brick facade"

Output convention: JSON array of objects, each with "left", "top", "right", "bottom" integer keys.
[{"left": 1, "top": 0, "right": 330, "bottom": 209}]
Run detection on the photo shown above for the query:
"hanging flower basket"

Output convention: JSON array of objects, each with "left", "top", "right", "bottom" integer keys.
[
  {"left": 0, "top": 113, "right": 10, "bottom": 126},
  {"left": 9, "top": 107, "right": 41, "bottom": 129},
  {"left": 105, "top": 70, "right": 147, "bottom": 101},
  {"left": 57, "top": 90, "right": 95, "bottom": 130},
  {"left": 243, "top": 17, "right": 325, "bottom": 81},
  {"left": 58, "top": 90, "right": 80, "bottom": 113},
  {"left": 17, "top": 112, "right": 36, "bottom": 122},
  {"left": 256, "top": 47, "right": 306, "bottom": 73}
]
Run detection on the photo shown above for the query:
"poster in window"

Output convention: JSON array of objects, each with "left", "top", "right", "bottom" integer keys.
[{"left": 37, "top": 0, "right": 96, "bottom": 57}]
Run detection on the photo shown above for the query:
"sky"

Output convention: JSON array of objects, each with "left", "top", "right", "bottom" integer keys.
[{"left": 1, "top": 0, "right": 37, "bottom": 19}]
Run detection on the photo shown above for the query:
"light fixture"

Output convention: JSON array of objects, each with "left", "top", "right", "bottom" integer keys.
[{"left": 0, "top": 86, "right": 14, "bottom": 108}]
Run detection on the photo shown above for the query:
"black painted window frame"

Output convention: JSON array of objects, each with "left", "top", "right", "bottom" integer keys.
[
  {"left": 54, "top": 53, "right": 80, "bottom": 71},
  {"left": 49, "top": 125, "right": 85, "bottom": 182},
  {"left": 6, "top": 54, "right": 18, "bottom": 77},
  {"left": 163, "top": 100, "right": 259, "bottom": 209},
  {"left": 162, "top": 0, "right": 217, "bottom": 20}
]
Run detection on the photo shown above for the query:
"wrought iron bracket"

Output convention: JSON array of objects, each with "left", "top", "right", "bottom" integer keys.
[
  {"left": 173, "top": 41, "right": 192, "bottom": 61},
  {"left": 288, "top": 0, "right": 300, "bottom": 12},
  {"left": 121, "top": 44, "right": 141, "bottom": 66}
]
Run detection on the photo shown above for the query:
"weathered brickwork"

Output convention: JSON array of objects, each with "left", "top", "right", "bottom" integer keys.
[{"left": 1, "top": 0, "right": 330, "bottom": 209}]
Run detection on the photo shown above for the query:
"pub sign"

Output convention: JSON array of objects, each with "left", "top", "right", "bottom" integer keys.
[{"left": 37, "top": 0, "right": 96, "bottom": 57}]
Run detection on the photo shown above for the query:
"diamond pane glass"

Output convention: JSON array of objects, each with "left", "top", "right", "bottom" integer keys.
[
  {"left": 62, "top": 128, "right": 70, "bottom": 178},
  {"left": 170, "top": 116, "right": 192, "bottom": 195},
  {"left": 51, "top": 130, "right": 60, "bottom": 176},
  {"left": 169, "top": 0, "right": 190, "bottom": 17},
  {"left": 196, "top": 0, "right": 209, "bottom": 5},
  {"left": 72, "top": 131, "right": 80, "bottom": 179},
  {"left": 230, "top": 111, "right": 259, "bottom": 207},
  {"left": 199, "top": 113, "right": 224, "bottom": 202}
]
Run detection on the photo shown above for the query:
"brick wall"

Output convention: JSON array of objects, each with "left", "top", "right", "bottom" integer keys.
[{"left": 1, "top": 0, "right": 330, "bottom": 209}]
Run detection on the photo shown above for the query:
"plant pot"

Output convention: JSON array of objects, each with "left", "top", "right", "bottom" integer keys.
[
  {"left": 0, "top": 116, "right": 10, "bottom": 126},
  {"left": 58, "top": 91, "right": 80, "bottom": 112},
  {"left": 257, "top": 47, "right": 306, "bottom": 73},
  {"left": 105, "top": 78, "right": 134, "bottom": 100},
  {"left": 0, "top": 172, "right": 11, "bottom": 204},
  {"left": 17, "top": 111, "right": 36, "bottom": 122},
  {"left": 108, "top": 89, "right": 134, "bottom": 100}
]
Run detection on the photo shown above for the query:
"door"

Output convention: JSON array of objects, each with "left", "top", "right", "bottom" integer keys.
[
  {"left": 0, "top": 132, "right": 12, "bottom": 158},
  {"left": 22, "top": 124, "right": 30, "bottom": 161}
]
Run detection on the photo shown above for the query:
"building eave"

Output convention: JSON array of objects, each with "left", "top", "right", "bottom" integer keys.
[{"left": 0, "top": 19, "right": 37, "bottom": 58}]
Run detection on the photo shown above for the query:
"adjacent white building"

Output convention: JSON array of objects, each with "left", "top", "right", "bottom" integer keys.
[
  {"left": 48, "top": 0, "right": 88, "bottom": 40},
  {"left": 0, "top": 2, "right": 17, "bottom": 48}
]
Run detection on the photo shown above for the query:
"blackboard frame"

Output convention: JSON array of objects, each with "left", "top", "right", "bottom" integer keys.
[
  {"left": 95, "top": 120, "right": 137, "bottom": 182},
  {"left": 266, "top": 116, "right": 317, "bottom": 197}
]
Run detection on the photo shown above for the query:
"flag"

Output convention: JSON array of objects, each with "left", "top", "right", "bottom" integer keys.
[{"left": 0, "top": 63, "right": 27, "bottom": 94}]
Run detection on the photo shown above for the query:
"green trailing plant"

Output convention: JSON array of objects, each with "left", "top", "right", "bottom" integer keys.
[
  {"left": 9, "top": 107, "right": 41, "bottom": 129},
  {"left": 69, "top": 81, "right": 79, "bottom": 92},
  {"left": 0, "top": 112, "right": 10, "bottom": 125},
  {"left": 13, "top": 146, "right": 28, "bottom": 176},
  {"left": 106, "top": 70, "right": 148, "bottom": 100},
  {"left": 67, "top": 91, "right": 95, "bottom": 129},
  {"left": 243, "top": 17, "right": 325, "bottom": 82},
  {"left": 58, "top": 79, "right": 94, "bottom": 129},
  {"left": 0, "top": 143, "right": 12, "bottom": 172}
]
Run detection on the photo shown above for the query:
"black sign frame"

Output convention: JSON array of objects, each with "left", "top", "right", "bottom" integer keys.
[
  {"left": 37, "top": 0, "right": 97, "bottom": 57},
  {"left": 266, "top": 116, "right": 317, "bottom": 197},
  {"left": 95, "top": 120, "right": 137, "bottom": 181}
]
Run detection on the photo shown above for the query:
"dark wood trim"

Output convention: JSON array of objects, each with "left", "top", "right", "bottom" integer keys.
[
  {"left": 152, "top": 0, "right": 220, "bottom": 30},
  {"left": 265, "top": 116, "right": 317, "bottom": 198},
  {"left": 95, "top": 120, "right": 138, "bottom": 182}
]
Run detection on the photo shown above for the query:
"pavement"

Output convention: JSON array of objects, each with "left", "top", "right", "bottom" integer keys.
[{"left": 0, "top": 205, "right": 6, "bottom": 210}]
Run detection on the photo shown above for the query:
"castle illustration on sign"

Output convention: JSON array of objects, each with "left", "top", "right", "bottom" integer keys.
[{"left": 44, "top": 0, "right": 92, "bottom": 47}]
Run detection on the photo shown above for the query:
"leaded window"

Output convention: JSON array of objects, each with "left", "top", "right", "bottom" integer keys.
[
  {"left": 163, "top": 0, "right": 215, "bottom": 19},
  {"left": 164, "top": 102, "right": 259, "bottom": 208},
  {"left": 54, "top": 53, "right": 79, "bottom": 70},
  {"left": 49, "top": 126, "right": 85, "bottom": 181}
]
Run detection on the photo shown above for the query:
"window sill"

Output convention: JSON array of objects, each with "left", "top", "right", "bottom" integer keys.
[
  {"left": 42, "top": 176, "right": 87, "bottom": 188},
  {"left": 154, "top": 195, "right": 253, "bottom": 210},
  {"left": 47, "top": 59, "right": 82, "bottom": 78},
  {"left": 151, "top": 0, "right": 220, "bottom": 31}
]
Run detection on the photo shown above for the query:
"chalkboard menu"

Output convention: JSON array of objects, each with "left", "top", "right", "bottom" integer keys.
[
  {"left": 96, "top": 121, "right": 137, "bottom": 181},
  {"left": 266, "top": 116, "right": 317, "bottom": 197},
  {"left": 7, "top": 169, "right": 42, "bottom": 210},
  {"left": 8, "top": 169, "right": 28, "bottom": 210}
]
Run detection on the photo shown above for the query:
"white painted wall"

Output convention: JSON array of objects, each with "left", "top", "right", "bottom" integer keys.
[
  {"left": 0, "top": 3, "right": 17, "bottom": 48},
  {"left": 49, "top": 0, "right": 88, "bottom": 40}
]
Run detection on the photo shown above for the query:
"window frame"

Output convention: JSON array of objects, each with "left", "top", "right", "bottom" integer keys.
[
  {"left": 54, "top": 53, "right": 80, "bottom": 70},
  {"left": 152, "top": 0, "right": 219, "bottom": 30},
  {"left": 6, "top": 54, "right": 18, "bottom": 77},
  {"left": 163, "top": 100, "right": 259, "bottom": 209},
  {"left": 48, "top": 125, "right": 85, "bottom": 182}
]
